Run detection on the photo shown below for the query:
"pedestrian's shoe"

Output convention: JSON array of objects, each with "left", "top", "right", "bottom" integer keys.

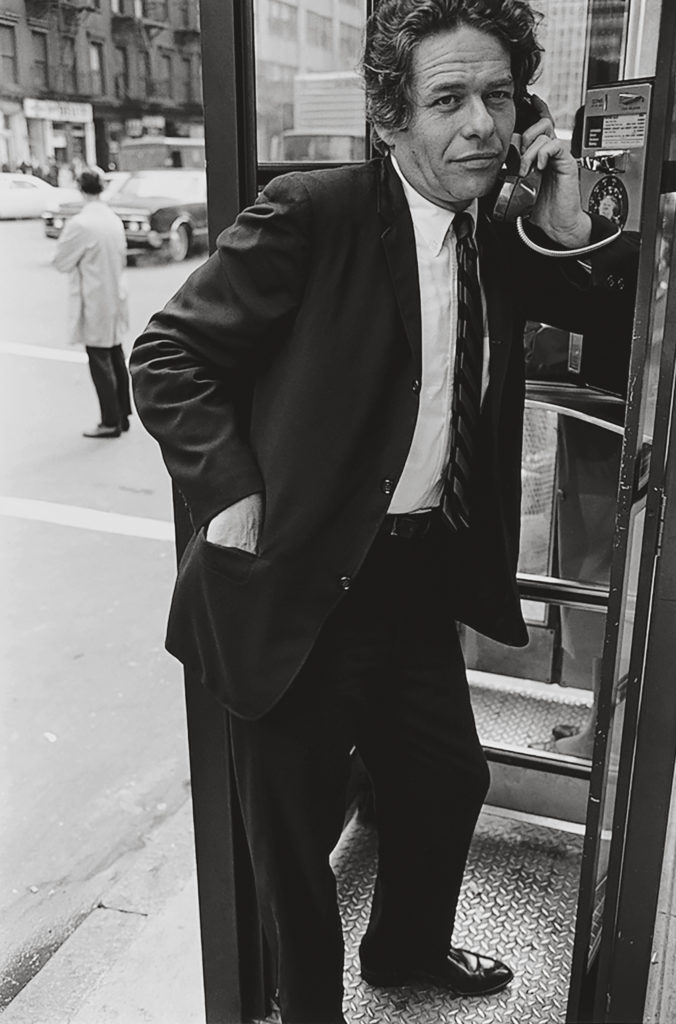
[
  {"left": 361, "top": 947, "right": 513, "bottom": 996},
  {"left": 120, "top": 416, "right": 130, "bottom": 432},
  {"left": 82, "top": 424, "right": 121, "bottom": 438}
]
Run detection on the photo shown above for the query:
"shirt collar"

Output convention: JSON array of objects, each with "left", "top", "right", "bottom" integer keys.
[{"left": 391, "top": 155, "right": 478, "bottom": 257}]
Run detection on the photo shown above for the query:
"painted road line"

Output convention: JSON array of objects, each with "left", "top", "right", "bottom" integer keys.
[
  {"left": 0, "top": 497, "right": 173, "bottom": 541},
  {"left": 0, "top": 342, "right": 87, "bottom": 363}
]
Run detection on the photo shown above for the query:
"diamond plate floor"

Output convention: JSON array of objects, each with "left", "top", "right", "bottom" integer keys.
[
  {"left": 259, "top": 810, "right": 582, "bottom": 1024},
  {"left": 469, "top": 677, "right": 591, "bottom": 751}
]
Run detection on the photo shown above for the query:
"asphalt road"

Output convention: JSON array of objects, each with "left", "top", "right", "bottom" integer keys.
[{"left": 0, "top": 219, "right": 206, "bottom": 1006}]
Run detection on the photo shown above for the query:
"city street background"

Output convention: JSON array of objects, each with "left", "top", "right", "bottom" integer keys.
[{"left": 0, "top": 219, "right": 203, "bottom": 1007}]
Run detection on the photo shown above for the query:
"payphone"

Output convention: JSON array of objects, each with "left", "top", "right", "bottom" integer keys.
[
  {"left": 579, "top": 80, "right": 653, "bottom": 234},
  {"left": 524, "top": 81, "right": 650, "bottom": 398}
]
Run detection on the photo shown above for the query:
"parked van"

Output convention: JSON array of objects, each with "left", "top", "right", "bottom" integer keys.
[{"left": 117, "top": 136, "right": 205, "bottom": 172}]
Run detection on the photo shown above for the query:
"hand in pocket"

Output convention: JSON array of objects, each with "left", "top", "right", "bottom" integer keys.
[{"left": 205, "top": 493, "right": 264, "bottom": 554}]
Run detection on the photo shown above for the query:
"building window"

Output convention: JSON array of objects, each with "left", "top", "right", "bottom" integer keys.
[
  {"left": 0, "top": 24, "right": 18, "bottom": 85},
  {"left": 32, "top": 31, "right": 49, "bottom": 90},
  {"left": 178, "top": 56, "right": 192, "bottom": 103},
  {"left": 269, "top": 1, "right": 297, "bottom": 42},
  {"left": 114, "top": 45, "right": 129, "bottom": 98},
  {"left": 306, "top": 11, "right": 332, "bottom": 50},
  {"left": 142, "top": 0, "right": 169, "bottom": 21},
  {"left": 339, "top": 22, "right": 361, "bottom": 63},
  {"left": 178, "top": 0, "right": 197, "bottom": 29},
  {"left": 141, "top": 49, "right": 153, "bottom": 95},
  {"left": 161, "top": 52, "right": 172, "bottom": 97},
  {"left": 89, "top": 41, "right": 105, "bottom": 94},
  {"left": 62, "top": 36, "right": 78, "bottom": 93}
]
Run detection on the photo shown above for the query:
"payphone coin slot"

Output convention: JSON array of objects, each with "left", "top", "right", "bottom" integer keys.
[{"left": 578, "top": 150, "right": 629, "bottom": 174}]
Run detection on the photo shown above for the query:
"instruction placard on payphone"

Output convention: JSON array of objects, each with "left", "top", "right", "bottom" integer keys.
[{"left": 579, "top": 81, "right": 652, "bottom": 234}]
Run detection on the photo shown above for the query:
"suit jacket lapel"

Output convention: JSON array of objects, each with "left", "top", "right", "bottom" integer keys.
[
  {"left": 477, "top": 209, "right": 515, "bottom": 434},
  {"left": 376, "top": 164, "right": 517, "bottom": 433},
  {"left": 377, "top": 157, "right": 422, "bottom": 365}
]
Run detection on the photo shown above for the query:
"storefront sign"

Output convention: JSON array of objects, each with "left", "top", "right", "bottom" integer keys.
[{"left": 23, "top": 99, "right": 93, "bottom": 124}]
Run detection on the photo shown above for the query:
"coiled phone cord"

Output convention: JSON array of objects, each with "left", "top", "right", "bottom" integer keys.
[{"left": 516, "top": 215, "right": 622, "bottom": 258}]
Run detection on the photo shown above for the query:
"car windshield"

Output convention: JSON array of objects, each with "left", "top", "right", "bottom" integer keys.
[{"left": 117, "top": 172, "right": 205, "bottom": 201}]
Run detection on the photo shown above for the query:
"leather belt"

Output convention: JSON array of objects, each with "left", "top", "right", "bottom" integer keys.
[{"left": 380, "top": 510, "right": 435, "bottom": 539}]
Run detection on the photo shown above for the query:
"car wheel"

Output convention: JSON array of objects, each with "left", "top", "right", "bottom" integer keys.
[{"left": 168, "top": 223, "right": 191, "bottom": 262}]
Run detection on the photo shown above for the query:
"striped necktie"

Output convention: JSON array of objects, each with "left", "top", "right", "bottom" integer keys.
[{"left": 442, "top": 211, "right": 483, "bottom": 530}]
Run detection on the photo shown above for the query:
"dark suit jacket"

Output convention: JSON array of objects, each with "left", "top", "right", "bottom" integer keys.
[{"left": 130, "top": 156, "right": 634, "bottom": 719}]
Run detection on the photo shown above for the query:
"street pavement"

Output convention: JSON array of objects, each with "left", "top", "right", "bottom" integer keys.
[{"left": 0, "top": 218, "right": 206, "bottom": 1010}]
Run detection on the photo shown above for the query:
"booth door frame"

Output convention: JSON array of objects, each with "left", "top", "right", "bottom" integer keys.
[{"left": 567, "top": 0, "right": 676, "bottom": 1019}]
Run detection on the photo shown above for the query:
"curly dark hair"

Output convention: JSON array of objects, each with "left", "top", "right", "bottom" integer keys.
[{"left": 362, "top": 0, "right": 543, "bottom": 142}]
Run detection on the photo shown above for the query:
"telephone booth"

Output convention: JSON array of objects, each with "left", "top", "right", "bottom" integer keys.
[{"left": 180, "top": 0, "right": 676, "bottom": 1020}]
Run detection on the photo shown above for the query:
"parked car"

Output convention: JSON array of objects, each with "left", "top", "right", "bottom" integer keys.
[
  {"left": 101, "top": 171, "right": 133, "bottom": 199},
  {"left": 42, "top": 168, "right": 207, "bottom": 261},
  {"left": 109, "top": 168, "right": 207, "bottom": 261},
  {"left": 0, "top": 173, "right": 80, "bottom": 220},
  {"left": 42, "top": 171, "right": 132, "bottom": 238}
]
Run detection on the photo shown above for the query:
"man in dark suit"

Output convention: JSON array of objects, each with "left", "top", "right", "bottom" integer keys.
[{"left": 130, "top": 1, "right": 633, "bottom": 1020}]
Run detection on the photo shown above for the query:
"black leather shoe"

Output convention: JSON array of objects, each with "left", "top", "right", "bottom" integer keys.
[
  {"left": 361, "top": 947, "right": 513, "bottom": 996},
  {"left": 120, "top": 416, "right": 130, "bottom": 432},
  {"left": 82, "top": 424, "right": 121, "bottom": 438}
]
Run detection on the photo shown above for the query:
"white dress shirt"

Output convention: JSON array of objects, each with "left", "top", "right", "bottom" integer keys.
[{"left": 388, "top": 157, "right": 490, "bottom": 514}]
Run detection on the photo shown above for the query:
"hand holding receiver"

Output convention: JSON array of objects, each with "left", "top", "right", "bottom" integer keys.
[
  {"left": 205, "top": 493, "right": 264, "bottom": 554},
  {"left": 518, "top": 94, "right": 592, "bottom": 249}
]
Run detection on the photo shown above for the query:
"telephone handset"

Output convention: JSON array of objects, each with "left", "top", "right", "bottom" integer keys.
[{"left": 491, "top": 94, "right": 543, "bottom": 223}]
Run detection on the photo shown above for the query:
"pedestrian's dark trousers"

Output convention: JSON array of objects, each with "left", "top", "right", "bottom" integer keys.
[
  {"left": 85, "top": 345, "right": 132, "bottom": 428},
  {"left": 229, "top": 518, "right": 490, "bottom": 1024}
]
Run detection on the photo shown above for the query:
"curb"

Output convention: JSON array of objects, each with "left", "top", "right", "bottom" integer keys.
[{"left": 2, "top": 799, "right": 205, "bottom": 1024}]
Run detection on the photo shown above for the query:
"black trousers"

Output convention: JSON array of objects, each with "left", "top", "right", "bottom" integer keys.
[
  {"left": 85, "top": 345, "right": 132, "bottom": 428},
  {"left": 229, "top": 518, "right": 490, "bottom": 1023}
]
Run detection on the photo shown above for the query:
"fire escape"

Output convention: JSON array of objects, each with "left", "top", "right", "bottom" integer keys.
[
  {"left": 24, "top": 0, "right": 97, "bottom": 97},
  {"left": 110, "top": 0, "right": 200, "bottom": 109}
]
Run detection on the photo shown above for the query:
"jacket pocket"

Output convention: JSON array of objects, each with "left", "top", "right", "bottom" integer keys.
[
  {"left": 197, "top": 526, "right": 264, "bottom": 585},
  {"left": 166, "top": 527, "right": 269, "bottom": 685}
]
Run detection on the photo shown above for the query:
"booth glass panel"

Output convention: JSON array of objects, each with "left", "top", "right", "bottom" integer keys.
[
  {"left": 467, "top": 404, "right": 620, "bottom": 703},
  {"left": 254, "top": 0, "right": 368, "bottom": 162},
  {"left": 529, "top": 0, "right": 590, "bottom": 139}
]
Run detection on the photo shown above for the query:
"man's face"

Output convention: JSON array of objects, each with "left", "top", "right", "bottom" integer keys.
[{"left": 380, "top": 25, "right": 517, "bottom": 211}]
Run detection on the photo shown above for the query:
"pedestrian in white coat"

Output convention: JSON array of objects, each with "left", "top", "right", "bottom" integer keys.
[{"left": 54, "top": 169, "right": 131, "bottom": 438}]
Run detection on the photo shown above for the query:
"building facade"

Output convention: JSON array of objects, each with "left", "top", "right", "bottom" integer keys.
[{"left": 0, "top": 0, "right": 203, "bottom": 176}]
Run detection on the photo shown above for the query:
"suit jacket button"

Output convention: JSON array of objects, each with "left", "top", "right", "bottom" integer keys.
[
  {"left": 412, "top": 378, "right": 421, "bottom": 394},
  {"left": 339, "top": 576, "right": 352, "bottom": 591},
  {"left": 381, "top": 478, "right": 394, "bottom": 494}
]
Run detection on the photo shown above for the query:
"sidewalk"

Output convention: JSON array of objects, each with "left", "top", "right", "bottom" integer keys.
[{"left": 2, "top": 800, "right": 206, "bottom": 1024}]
